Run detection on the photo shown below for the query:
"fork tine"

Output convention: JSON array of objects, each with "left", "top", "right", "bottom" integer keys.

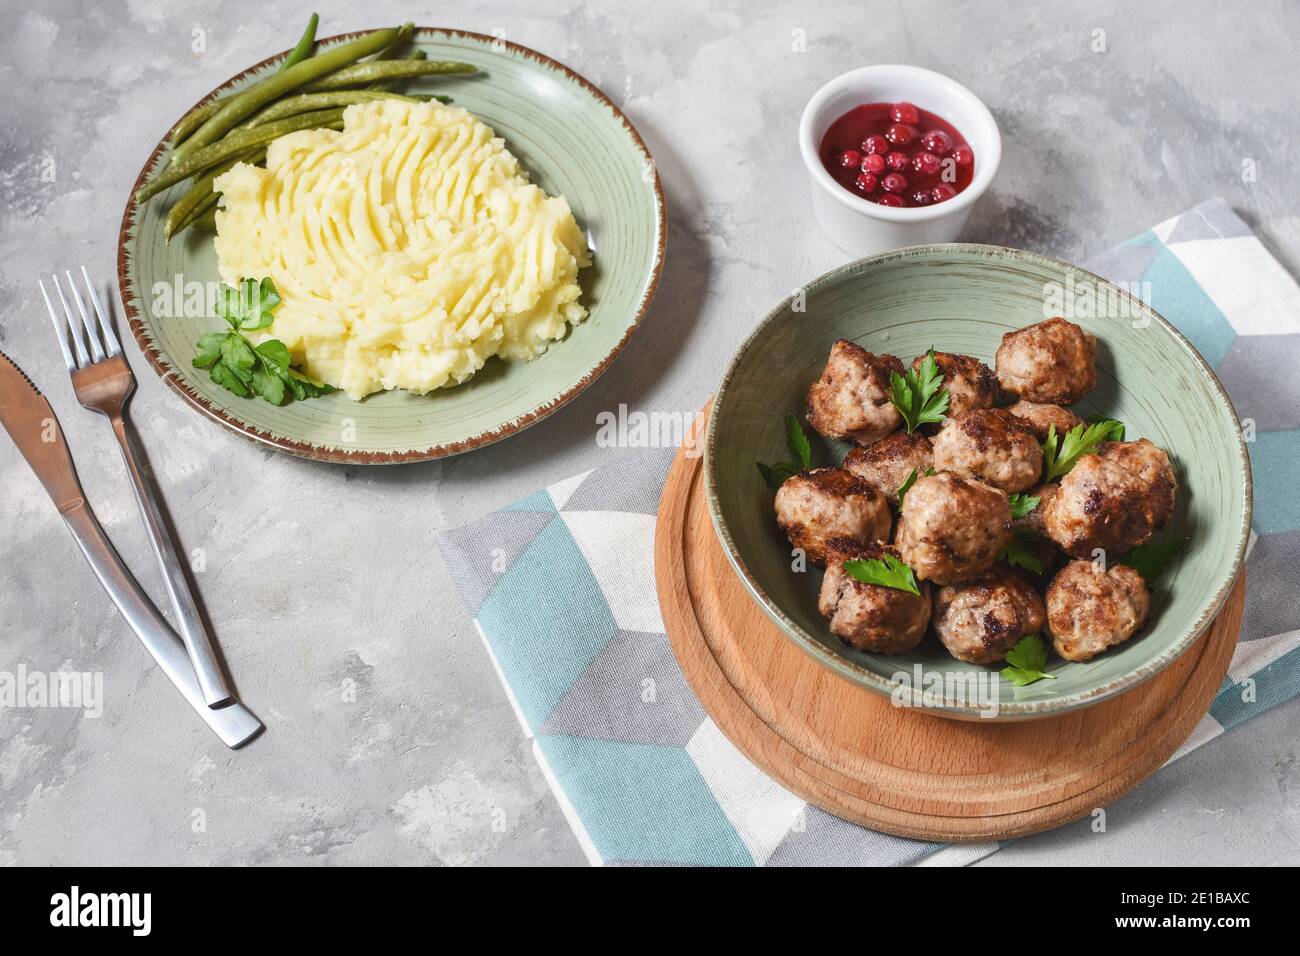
[
  {"left": 49, "top": 275, "right": 90, "bottom": 369},
  {"left": 39, "top": 280, "right": 78, "bottom": 372},
  {"left": 80, "top": 266, "right": 122, "bottom": 357},
  {"left": 65, "top": 270, "right": 105, "bottom": 363}
]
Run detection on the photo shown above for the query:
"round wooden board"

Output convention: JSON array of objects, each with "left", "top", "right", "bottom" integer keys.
[{"left": 655, "top": 424, "right": 1245, "bottom": 843}]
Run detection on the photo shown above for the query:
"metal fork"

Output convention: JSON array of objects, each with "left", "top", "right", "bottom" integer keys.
[{"left": 40, "top": 268, "right": 234, "bottom": 708}]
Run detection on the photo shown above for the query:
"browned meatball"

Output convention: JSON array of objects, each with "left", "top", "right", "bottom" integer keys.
[
  {"left": 806, "top": 340, "right": 904, "bottom": 445},
  {"left": 911, "top": 351, "right": 996, "bottom": 418},
  {"left": 843, "top": 432, "right": 934, "bottom": 506},
  {"left": 1006, "top": 400, "right": 1083, "bottom": 441},
  {"left": 1043, "top": 439, "right": 1176, "bottom": 558},
  {"left": 934, "top": 566, "right": 1046, "bottom": 664},
  {"left": 931, "top": 408, "right": 1044, "bottom": 493},
  {"left": 1047, "top": 559, "right": 1150, "bottom": 661},
  {"left": 1103, "top": 438, "right": 1178, "bottom": 490},
  {"left": 818, "top": 539, "right": 932, "bottom": 653},
  {"left": 995, "top": 316, "right": 1097, "bottom": 404},
  {"left": 774, "top": 468, "right": 891, "bottom": 566},
  {"left": 894, "top": 472, "right": 1012, "bottom": 585}
]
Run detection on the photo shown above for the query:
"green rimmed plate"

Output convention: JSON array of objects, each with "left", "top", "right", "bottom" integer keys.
[
  {"left": 705, "top": 243, "right": 1252, "bottom": 720},
  {"left": 119, "top": 28, "right": 664, "bottom": 463}
]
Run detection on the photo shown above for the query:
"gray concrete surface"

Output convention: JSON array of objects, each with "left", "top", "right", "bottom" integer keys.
[{"left": 1, "top": 0, "right": 1297, "bottom": 866}]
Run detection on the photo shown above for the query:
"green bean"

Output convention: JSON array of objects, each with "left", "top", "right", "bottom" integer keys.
[
  {"left": 368, "top": 49, "right": 427, "bottom": 91},
  {"left": 191, "top": 208, "right": 218, "bottom": 233},
  {"left": 170, "top": 26, "right": 399, "bottom": 166},
  {"left": 240, "top": 90, "right": 420, "bottom": 128},
  {"left": 168, "top": 187, "right": 220, "bottom": 240},
  {"left": 168, "top": 99, "right": 222, "bottom": 150},
  {"left": 164, "top": 147, "right": 264, "bottom": 240},
  {"left": 169, "top": 13, "right": 321, "bottom": 150},
  {"left": 369, "top": 21, "right": 414, "bottom": 61},
  {"left": 140, "top": 108, "right": 346, "bottom": 202},
  {"left": 169, "top": 185, "right": 220, "bottom": 239},
  {"left": 278, "top": 13, "right": 319, "bottom": 72},
  {"left": 303, "top": 59, "right": 476, "bottom": 92}
]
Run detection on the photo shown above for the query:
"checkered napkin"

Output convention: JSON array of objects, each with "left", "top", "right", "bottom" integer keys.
[{"left": 437, "top": 198, "right": 1300, "bottom": 866}]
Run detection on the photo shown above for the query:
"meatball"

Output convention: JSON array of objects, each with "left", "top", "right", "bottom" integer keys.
[
  {"left": 1046, "top": 559, "right": 1150, "bottom": 661},
  {"left": 818, "top": 539, "right": 932, "bottom": 653},
  {"left": 806, "top": 340, "right": 905, "bottom": 445},
  {"left": 1006, "top": 400, "right": 1083, "bottom": 441},
  {"left": 912, "top": 351, "right": 996, "bottom": 418},
  {"left": 931, "top": 408, "right": 1044, "bottom": 493},
  {"left": 894, "top": 472, "right": 1012, "bottom": 585},
  {"left": 843, "top": 432, "right": 934, "bottom": 506},
  {"left": 1043, "top": 438, "right": 1176, "bottom": 558},
  {"left": 934, "top": 566, "right": 1046, "bottom": 664},
  {"left": 774, "top": 467, "right": 891, "bottom": 566},
  {"left": 995, "top": 316, "right": 1097, "bottom": 405},
  {"left": 1102, "top": 437, "right": 1178, "bottom": 490}
]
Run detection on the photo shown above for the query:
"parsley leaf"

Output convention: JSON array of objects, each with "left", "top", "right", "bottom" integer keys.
[
  {"left": 756, "top": 461, "right": 798, "bottom": 489},
  {"left": 193, "top": 332, "right": 227, "bottom": 368},
  {"left": 221, "top": 333, "right": 256, "bottom": 381},
  {"left": 1007, "top": 493, "right": 1040, "bottom": 520},
  {"left": 757, "top": 414, "right": 814, "bottom": 489},
  {"left": 896, "top": 467, "right": 919, "bottom": 504},
  {"left": 209, "top": 359, "right": 251, "bottom": 397},
  {"left": 1001, "top": 634, "right": 1056, "bottom": 686},
  {"left": 251, "top": 362, "right": 285, "bottom": 406},
  {"left": 254, "top": 339, "right": 293, "bottom": 373},
  {"left": 842, "top": 552, "right": 920, "bottom": 596},
  {"left": 1087, "top": 413, "right": 1126, "bottom": 441},
  {"left": 217, "top": 277, "right": 282, "bottom": 330},
  {"left": 1042, "top": 418, "right": 1126, "bottom": 481},
  {"left": 193, "top": 278, "right": 336, "bottom": 405},
  {"left": 999, "top": 532, "right": 1043, "bottom": 574},
  {"left": 889, "top": 348, "right": 950, "bottom": 433},
  {"left": 896, "top": 466, "right": 936, "bottom": 507},
  {"left": 786, "top": 413, "right": 812, "bottom": 469},
  {"left": 1119, "top": 536, "right": 1188, "bottom": 581},
  {"left": 286, "top": 367, "right": 334, "bottom": 400}
]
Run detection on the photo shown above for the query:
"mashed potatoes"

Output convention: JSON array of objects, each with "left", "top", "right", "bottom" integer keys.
[{"left": 212, "top": 99, "right": 591, "bottom": 399}]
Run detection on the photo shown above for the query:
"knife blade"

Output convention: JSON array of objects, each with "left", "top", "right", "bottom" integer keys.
[{"left": 0, "top": 350, "right": 262, "bottom": 748}]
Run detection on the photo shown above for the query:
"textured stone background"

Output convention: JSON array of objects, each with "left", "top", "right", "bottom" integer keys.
[{"left": 1, "top": 0, "right": 1297, "bottom": 865}]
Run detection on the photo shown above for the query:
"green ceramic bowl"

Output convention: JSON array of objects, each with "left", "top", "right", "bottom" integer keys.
[
  {"left": 119, "top": 29, "right": 664, "bottom": 463},
  {"left": 706, "top": 244, "right": 1251, "bottom": 720}
]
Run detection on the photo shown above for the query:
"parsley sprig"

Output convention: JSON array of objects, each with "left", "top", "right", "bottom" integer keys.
[
  {"left": 843, "top": 552, "right": 920, "bottom": 596},
  {"left": 757, "top": 414, "right": 813, "bottom": 489},
  {"left": 1119, "top": 536, "right": 1188, "bottom": 580},
  {"left": 1042, "top": 419, "right": 1126, "bottom": 482},
  {"left": 193, "top": 278, "right": 335, "bottom": 405},
  {"left": 889, "top": 348, "right": 949, "bottom": 433},
  {"left": 995, "top": 495, "right": 1044, "bottom": 572},
  {"left": 895, "top": 466, "right": 936, "bottom": 507},
  {"left": 1001, "top": 634, "right": 1056, "bottom": 686},
  {"left": 1088, "top": 414, "right": 1126, "bottom": 440},
  {"left": 999, "top": 533, "right": 1043, "bottom": 574},
  {"left": 1007, "top": 493, "right": 1040, "bottom": 519}
]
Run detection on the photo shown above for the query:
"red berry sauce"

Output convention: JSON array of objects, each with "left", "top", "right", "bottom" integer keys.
[{"left": 822, "top": 102, "right": 974, "bottom": 208}]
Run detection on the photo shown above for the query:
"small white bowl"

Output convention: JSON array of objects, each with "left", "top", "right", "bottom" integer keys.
[{"left": 799, "top": 65, "right": 1001, "bottom": 257}]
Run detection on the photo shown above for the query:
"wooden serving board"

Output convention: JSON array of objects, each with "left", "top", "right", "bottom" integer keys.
[{"left": 655, "top": 418, "right": 1245, "bottom": 843}]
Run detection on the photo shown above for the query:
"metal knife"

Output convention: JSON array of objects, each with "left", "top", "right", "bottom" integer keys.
[{"left": 0, "top": 350, "right": 262, "bottom": 748}]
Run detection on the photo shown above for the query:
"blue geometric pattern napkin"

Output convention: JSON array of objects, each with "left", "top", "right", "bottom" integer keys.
[{"left": 438, "top": 198, "right": 1300, "bottom": 866}]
